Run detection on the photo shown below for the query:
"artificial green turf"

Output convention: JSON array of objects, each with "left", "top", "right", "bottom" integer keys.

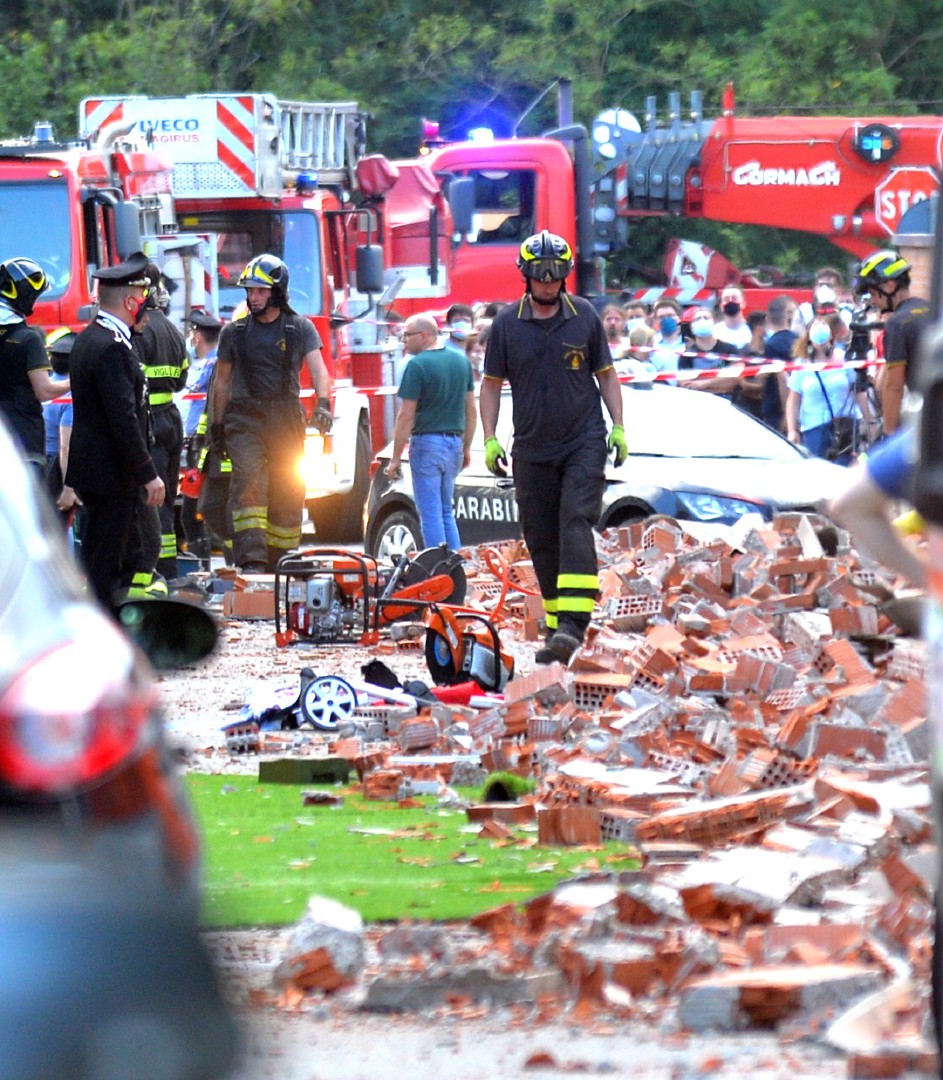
[{"left": 186, "top": 774, "right": 633, "bottom": 928}]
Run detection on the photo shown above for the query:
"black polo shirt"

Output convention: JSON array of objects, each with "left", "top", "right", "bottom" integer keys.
[
  {"left": 483, "top": 292, "right": 612, "bottom": 462},
  {"left": 883, "top": 296, "right": 930, "bottom": 390}
]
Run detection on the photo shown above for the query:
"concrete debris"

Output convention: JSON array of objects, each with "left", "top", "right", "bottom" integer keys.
[{"left": 181, "top": 516, "right": 940, "bottom": 1070}]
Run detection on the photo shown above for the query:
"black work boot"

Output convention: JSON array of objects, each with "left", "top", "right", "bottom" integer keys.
[
  {"left": 534, "top": 631, "right": 556, "bottom": 665},
  {"left": 548, "top": 623, "right": 584, "bottom": 664}
]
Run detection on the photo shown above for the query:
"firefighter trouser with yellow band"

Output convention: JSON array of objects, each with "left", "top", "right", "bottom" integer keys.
[
  {"left": 512, "top": 439, "right": 606, "bottom": 638},
  {"left": 150, "top": 403, "right": 184, "bottom": 579},
  {"left": 226, "top": 398, "right": 306, "bottom": 570}
]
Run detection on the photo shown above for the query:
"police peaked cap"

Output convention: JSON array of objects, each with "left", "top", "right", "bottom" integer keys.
[
  {"left": 188, "top": 309, "right": 223, "bottom": 330},
  {"left": 91, "top": 251, "right": 150, "bottom": 287}
]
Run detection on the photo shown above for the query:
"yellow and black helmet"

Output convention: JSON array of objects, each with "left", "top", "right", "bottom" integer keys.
[
  {"left": 516, "top": 230, "right": 573, "bottom": 283},
  {"left": 238, "top": 253, "right": 290, "bottom": 303},
  {"left": 0, "top": 257, "right": 49, "bottom": 316},
  {"left": 854, "top": 249, "right": 910, "bottom": 294}
]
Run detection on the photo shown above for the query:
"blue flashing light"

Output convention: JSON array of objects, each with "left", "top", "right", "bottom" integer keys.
[
  {"left": 467, "top": 127, "right": 494, "bottom": 144},
  {"left": 296, "top": 171, "right": 318, "bottom": 195}
]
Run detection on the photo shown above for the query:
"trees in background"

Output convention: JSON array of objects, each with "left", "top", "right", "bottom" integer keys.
[{"left": 5, "top": 0, "right": 943, "bottom": 280}]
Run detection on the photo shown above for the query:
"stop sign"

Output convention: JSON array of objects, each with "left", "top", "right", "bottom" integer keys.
[{"left": 875, "top": 166, "right": 939, "bottom": 235}]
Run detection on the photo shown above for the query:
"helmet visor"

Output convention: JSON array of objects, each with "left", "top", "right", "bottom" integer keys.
[{"left": 523, "top": 257, "right": 570, "bottom": 282}]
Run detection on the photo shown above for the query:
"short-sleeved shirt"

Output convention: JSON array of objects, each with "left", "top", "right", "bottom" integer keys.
[
  {"left": 787, "top": 360, "right": 858, "bottom": 432},
  {"left": 483, "top": 292, "right": 611, "bottom": 462},
  {"left": 883, "top": 296, "right": 930, "bottom": 389},
  {"left": 397, "top": 346, "right": 474, "bottom": 434},
  {"left": 867, "top": 427, "right": 916, "bottom": 500},
  {"left": 43, "top": 375, "right": 72, "bottom": 456},
  {"left": 713, "top": 320, "right": 753, "bottom": 350},
  {"left": 218, "top": 312, "right": 320, "bottom": 401},
  {"left": 0, "top": 321, "right": 49, "bottom": 457}
]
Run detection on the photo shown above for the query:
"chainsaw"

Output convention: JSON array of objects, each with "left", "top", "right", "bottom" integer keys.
[{"left": 274, "top": 545, "right": 466, "bottom": 647}]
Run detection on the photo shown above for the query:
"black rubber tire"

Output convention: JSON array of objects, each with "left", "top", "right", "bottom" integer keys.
[
  {"left": 369, "top": 508, "right": 422, "bottom": 561},
  {"left": 309, "top": 417, "right": 371, "bottom": 542}
]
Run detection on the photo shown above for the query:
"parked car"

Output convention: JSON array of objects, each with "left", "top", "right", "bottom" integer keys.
[
  {"left": 364, "top": 382, "right": 849, "bottom": 559},
  {"left": 0, "top": 416, "right": 237, "bottom": 1079}
]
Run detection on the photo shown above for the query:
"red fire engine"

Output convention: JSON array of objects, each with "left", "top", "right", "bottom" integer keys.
[
  {"left": 78, "top": 93, "right": 454, "bottom": 538},
  {"left": 0, "top": 120, "right": 215, "bottom": 332}
]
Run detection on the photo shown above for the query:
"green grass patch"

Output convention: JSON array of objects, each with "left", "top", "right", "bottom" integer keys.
[{"left": 186, "top": 774, "right": 634, "bottom": 928}]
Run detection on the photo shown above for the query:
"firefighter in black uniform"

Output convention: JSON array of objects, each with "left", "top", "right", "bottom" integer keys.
[
  {"left": 480, "top": 231, "right": 627, "bottom": 664},
  {"left": 0, "top": 257, "right": 64, "bottom": 479},
  {"left": 65, "top": 253, "right": 165, "bottom": 609},
  {"left": 133, "top": 263, "right": 188, "bottom": 582},
  {"left": 211, "top": 254, "right": 332, "bottom": 573}
]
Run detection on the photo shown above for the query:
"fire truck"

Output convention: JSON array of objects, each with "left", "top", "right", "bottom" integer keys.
[
  {"left": 79, "top": 93, "right": 454, "bottom": 539},
  {"left": 411, "top": 83, "right": 943, "bottom": 310},
  {"left": 0, "top": 120, "right": 215, "bottom": 333}
]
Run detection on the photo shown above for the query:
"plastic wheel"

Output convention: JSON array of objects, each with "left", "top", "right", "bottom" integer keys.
[{"left": 299, "top": 675, "right": 357, "bottom": 731}]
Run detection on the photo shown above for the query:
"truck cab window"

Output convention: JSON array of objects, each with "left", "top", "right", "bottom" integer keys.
[
  {"left": 450, "top": 169, "right": 535, "bottom": 246},
  {"left": 178, "top": 209, "right": 321, "bottom": 318},
  {"left": 1, "top": 182, "right": 71, "bottom": 299}
]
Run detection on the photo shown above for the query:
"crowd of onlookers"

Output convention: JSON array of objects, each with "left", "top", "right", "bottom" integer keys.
[{"left": 388, "top": 266, "right": 883, "bottom": 465}]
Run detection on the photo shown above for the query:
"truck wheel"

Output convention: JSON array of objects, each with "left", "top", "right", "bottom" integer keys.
[
  {"left": 309, "top": 417, "right": 371, "bottom": 542},
  {"left": 369, "top": 509, "right": 421, "bottom": 562}
]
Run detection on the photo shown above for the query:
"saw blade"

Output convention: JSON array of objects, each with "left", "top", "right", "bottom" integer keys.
[
  {"left": 402, "top": 546, "right": 467, "bottom": 604},
  {"left": 299, "top": 675, "right": 357, "bottom": 731},
  {"left": 425, "top": 628, "right": 460, "bottom": 685}
]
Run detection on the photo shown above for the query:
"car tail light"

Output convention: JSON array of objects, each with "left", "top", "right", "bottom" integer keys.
[
  {"left": 369, "top": 459, "right": 380, "bottom": 479},
  {"left": 0, "top": 626, "right": 155, "bottom": 796}
]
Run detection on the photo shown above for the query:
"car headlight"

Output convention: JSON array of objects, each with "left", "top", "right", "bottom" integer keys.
[
  {"left": 298, "top": 433, "right": 336, "bottom": 492},
  {"left": 674, "top": 492, "right": 768, "bottom": 522}
]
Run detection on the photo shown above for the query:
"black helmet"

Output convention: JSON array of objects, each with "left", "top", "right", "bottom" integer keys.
[
  {"left": 854, "top": 249, "right": 910, "bottom": 294},
  {"left": 238, "top": 254, "right": 290, "bottom": 305},
  {"left": 516, "top": 231, "right": 573, "bottom": 283},
  {"left": 0, "top": 257, "right": 49, "bottom": 316}
]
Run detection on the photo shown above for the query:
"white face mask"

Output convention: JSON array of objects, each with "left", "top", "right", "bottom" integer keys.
[
  {"left": 450, "top": 320, "right": 472, "bottom": 340},
  {"left": 691, "top": 318, "right": 713, "bottom": 338}
]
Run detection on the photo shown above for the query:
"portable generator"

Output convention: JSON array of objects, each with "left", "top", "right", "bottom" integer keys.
[{"left": 274, "top": 546, "right": 466, "bottom": 647}]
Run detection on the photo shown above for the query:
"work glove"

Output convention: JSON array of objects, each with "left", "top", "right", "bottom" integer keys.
[
  {"left": 484, "top": 436, "right": 508, "bottom": 477},
  {"left": 210, "top": 422, "right": 227, "bottom": 460},
  {"left": 607, "top": 425, "right": 628, "bottom": 467},
  {"left": 313, "top": 397, "right": 333, "bottom": 434}
]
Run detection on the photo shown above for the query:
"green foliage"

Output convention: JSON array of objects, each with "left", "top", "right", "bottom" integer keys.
[
  {"left": 188, "top": 775, "right": 626, "bottom": 927},
  {"left": 3, "top": 0, "right": 943, "bottom": 281}
]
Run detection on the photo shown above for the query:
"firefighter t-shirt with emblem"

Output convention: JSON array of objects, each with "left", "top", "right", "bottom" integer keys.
[
  {"left": 220, "top": 313, "right": 320, "bottom": 401},
  {"left": 483, "top": 292, "right": 611, "bottom": 462}
]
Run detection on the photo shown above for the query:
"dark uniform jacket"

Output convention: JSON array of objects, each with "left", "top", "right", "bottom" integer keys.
[
  {"left": 133, "top": 308, "right": 189, "bottom": 407},
  {"left": 66, "top": 315, "right": 158, "bottom": 496}
]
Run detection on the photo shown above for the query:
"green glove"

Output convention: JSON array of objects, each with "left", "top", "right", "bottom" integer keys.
[
  {"left": 484, "top": 436, "right": 508, "bottom": 477},
  {"left": 607, "top": 424, "right": 628, "bottom": 467}
]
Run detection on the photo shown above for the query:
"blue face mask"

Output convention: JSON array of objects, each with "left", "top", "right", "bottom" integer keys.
[
  {"left": 809, "top": 324, "right": 832, "bottom": 347},
  {"left": 450, "top": 320, "right": 473, "bottom": 341},
  {"left": 659, "top": 316, "right": 678, "bottom": 336}
]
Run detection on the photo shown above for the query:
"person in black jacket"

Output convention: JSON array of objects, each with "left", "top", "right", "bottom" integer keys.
[
  {"left": 133, "top": 262, "right": 189, "bottom": 581},
  {"left": 65, "top": 253, "right": 165, "bottom": 609}
]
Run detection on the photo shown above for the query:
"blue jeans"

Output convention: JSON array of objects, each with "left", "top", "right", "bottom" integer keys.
[{"left": 409, "top": 432, "right": 463, "bottom": 549}]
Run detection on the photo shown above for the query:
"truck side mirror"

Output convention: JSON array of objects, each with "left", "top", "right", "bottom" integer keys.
[
  {"left": 355, "top": 244, "right": 385, "bottom": 295},
  {"left": 114, "top": 201, "right": 143, "bottom": 260},
  {"left": 447, "top": 177, "right": 475, "bottom": 235}
]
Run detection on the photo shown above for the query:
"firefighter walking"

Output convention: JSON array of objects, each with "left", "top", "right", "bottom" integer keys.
[
  {"left": 211, "top": 255, "right": 332, "bottom": 573},
  {"left": 133, "top": 263, "right": 189, "bottom": 583},
  {"left": 479, "top": 231, "right": 627, "bottom": 664}
]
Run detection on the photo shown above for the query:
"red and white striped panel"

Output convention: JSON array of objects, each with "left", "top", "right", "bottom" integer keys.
[
  {"left": 214, "top": 96, "right": 257, "bottom": 193},
  {"left": 629, "top": 287, "right": 715, "bottom": 305},
  {"left": 82, "top": 99, "right": 125, "bottom": 138}
]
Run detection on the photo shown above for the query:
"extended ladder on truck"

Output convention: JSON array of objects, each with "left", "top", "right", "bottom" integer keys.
[
  {"left": 79, "top": 94, "right": 367, "bottom": 199},
  {"left": 277, "top": 99, "right": 364, "bottom": 184}
]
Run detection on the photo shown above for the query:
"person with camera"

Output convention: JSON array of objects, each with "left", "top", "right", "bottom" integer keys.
[
  {"left": 785, "top": 313, "right": 863, "bottom": 464},
  {"left": 854, "top": 249, "right": 929, "bottom": 437}
]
